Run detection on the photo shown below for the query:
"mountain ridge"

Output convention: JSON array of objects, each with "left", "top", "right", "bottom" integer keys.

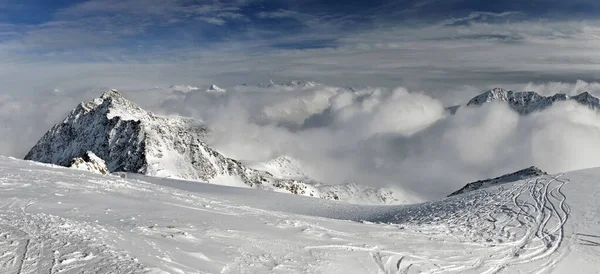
[
  {"left": 449, "top": 88, "right": 600, "bottom": 115},
  {"left": 448, "top": 166, "right": 547, "bottom": 196}
]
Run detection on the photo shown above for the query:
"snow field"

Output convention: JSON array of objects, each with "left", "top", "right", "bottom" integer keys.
[{"left": 0, "top": 156, "right": 598, "bottom": 273}]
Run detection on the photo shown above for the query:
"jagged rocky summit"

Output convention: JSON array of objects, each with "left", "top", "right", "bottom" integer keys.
[
  {"left": 454, "top": 88, "right": 600, "bottom": 115},
  {"left": 448, "top": 166, "right": 547, "bottom": 196},
  {"left": 24, "top": 89, "right": 406, "bottom": 204},
  {"left": 25, "top": 89, "right": 294, "bottom": 187}
]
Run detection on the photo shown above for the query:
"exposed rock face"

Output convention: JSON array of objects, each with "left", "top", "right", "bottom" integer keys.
[
  {"left": 25, "top": 90, "right": 150, "bottom": 173},
  {"left": 69, "top": 151, "right": 109, "bottom": 175},
  {"left": 448, "top": 166, "right": 547, "bottom": 196},
  {"left": 464, "top": 88, "right": 600, "bottom": 115}
]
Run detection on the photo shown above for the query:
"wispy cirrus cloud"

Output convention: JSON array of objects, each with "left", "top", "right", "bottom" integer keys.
[{"left": 0, "top": 0, "right": 255, "bottom": 58}]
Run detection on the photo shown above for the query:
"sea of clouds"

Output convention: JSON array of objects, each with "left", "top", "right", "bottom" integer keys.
[{"left": 3, "top": 80, "right": 600, "bottom": 199}]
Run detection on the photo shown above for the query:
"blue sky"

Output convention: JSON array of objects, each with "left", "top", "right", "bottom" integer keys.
[
  {"left": 2, "top": 0, "right": 597, "bottom": 59},
  {"left": 1, "top": 0, "right": 600, "bottom": 94}
]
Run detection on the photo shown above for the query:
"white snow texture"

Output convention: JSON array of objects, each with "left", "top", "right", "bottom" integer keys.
[{"left": 0, "top": 156, "right": 597, "bottom": 273}]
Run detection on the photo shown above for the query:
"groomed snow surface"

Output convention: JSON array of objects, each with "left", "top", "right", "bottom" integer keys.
[{"left": 0, "top": 156, "right": 598, "bottom": 273}]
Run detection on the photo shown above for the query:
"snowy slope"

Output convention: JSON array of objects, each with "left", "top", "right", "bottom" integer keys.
[{"left": 0, "top": 156, "right": 598, "bottom": 273}]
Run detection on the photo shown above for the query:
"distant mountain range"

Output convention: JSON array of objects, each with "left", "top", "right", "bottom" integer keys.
[
  {"left": 239, "top": 80, "right": 320, "bottom": 88},
  {"left": 449, "top": 87, "right": 600, "bottom": 114}
]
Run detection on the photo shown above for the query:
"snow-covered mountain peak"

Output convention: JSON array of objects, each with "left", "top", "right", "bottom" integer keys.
[
  {"left": 570, "top": 91, "right": 600, "bottom": 108},
  {"left": 464, "top": 88, "right": 600, "bottom": 115},
  {"left": 169, "top": 85, "right": 199, "bottom": 93},
  {"left": 27, "top": 90, "right": 177, "bottom": 172},
  {"left": 207, "top": 84, "right": 226, "bottom": 92},
  {"left": 26, "top": 90, "right": 262, "bottom": 184},
  {"left": 466, "top": 87, "right": 511, "bottom": 105},
  {"left": 77, "top": 89, "right": 147, "bottom": 122},
  {"left": 101, "top": 88, "right": 122, "bottom": 99}
]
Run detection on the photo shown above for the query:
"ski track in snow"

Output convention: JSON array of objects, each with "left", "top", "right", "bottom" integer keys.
[
  {"left": 366, "top": 175, "right": 571, "bottom": 274},
  {"left": 0, "top": 198, "right": 146, "bottom": 274},
  {"left": 0, "top": 158, "right": 578, "bottom": 273}
]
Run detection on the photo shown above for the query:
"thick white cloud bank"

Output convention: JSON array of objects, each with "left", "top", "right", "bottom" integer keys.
[{"left": 4, "top": 81, "right": 600, "bottom": 199}]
